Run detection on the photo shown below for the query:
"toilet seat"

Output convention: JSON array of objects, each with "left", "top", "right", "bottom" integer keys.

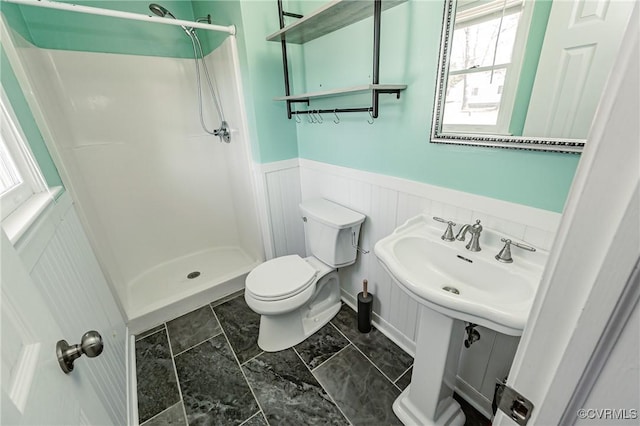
[{"left": 245, "top": 255, "right": 318, "bottom": 301}]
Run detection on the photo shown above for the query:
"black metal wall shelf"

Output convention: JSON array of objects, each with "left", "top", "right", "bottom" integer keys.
[
  {"left": 273, "top": 84, "right": 407, "bottom": 101},
  {"left": 269, "top": 0, "right": 407, "bottom": 120},
  {"left": 266, "top": 0, "right": 406, "bottom": 44}
]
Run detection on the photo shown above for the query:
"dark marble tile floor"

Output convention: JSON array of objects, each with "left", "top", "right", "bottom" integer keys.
[{"left": 135, "top": 293, "right": 490, "bottom": 426}]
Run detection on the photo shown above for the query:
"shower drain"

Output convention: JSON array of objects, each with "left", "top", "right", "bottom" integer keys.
[{"left": 187, "top": 271, "right": 201, "bottom": 279}]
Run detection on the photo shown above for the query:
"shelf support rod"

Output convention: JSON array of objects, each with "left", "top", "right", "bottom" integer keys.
[
  {"left": 277, "top": 0, "right": 293, "bottom": 119},
  {"left": 371, "top": 0, "right": 382, "bottom": 118},
  {"left": 291, "top": 107, "right": 373, "bottom": 115}
]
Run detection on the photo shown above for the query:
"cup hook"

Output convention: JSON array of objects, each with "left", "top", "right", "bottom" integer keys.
[
  {"left": 333, "top": 110, "right": 340, "bottom": 124},
  {"left": 367, "top": 110, "right": 375, "bottom": 125}
]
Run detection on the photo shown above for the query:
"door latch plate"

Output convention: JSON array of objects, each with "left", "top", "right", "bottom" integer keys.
[{"left": 497, "top": 383, "right": 534, "bottom": 425}]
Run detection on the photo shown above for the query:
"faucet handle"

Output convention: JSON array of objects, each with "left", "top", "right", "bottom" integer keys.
[
  {"left": 495, "top": 238, "right": 536, "bottom": 263},
  {"left": 433, "top": 217, "right": 456, "bottom": 242}
]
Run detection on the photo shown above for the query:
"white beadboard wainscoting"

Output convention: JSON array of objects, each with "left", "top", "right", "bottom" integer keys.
[
  {"left": 260, "top": 158, "right": 561, "bottom": 417},
  {"left": 13, "top": 192, "right": 128, "bottom": 425}
]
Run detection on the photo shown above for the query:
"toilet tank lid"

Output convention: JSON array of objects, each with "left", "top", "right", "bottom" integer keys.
[{"left": 299, "top": 199, "right": 365, "bottom": 229}]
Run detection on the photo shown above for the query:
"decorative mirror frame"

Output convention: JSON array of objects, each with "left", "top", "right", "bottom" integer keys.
[{"left": 430, "top": 0, "right": 584, "bottom": 154}]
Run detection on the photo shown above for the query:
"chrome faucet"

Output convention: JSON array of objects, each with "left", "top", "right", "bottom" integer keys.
[{"left": 456, "top": 219, "right": 483, "bottom": 252}]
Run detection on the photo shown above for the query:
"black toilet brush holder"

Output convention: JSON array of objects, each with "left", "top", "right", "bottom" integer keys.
[{"left": 357, "top": 279, "right": 373, "bottom": 333}]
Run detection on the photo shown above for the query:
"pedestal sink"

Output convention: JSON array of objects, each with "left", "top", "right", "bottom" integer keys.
[{"left": 374, "top": 215, "right": 545, "bottom": 426}]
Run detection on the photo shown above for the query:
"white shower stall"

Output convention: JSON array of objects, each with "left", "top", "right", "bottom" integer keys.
[{"left": 4, "top": 21, "right": 264, "bottom": 331}]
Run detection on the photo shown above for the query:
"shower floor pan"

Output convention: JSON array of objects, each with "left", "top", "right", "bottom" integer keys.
[{"left": 127, "top": 246, "right": 261, "bottom": 334}]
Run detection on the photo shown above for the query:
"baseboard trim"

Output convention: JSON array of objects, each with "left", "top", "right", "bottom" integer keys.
[
  {"left": 127, "top": 331, "right": 139, "bottom": 426},
  {"left": 455, "top": 376, "right": 493, "bottom": 420},
  {"left": 340, "top": 290, "right": 416, "bottom": 357}
]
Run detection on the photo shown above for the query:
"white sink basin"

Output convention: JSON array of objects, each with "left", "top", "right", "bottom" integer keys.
[{"left": 375, "top": 214, "right": 545, "bottom": 336}]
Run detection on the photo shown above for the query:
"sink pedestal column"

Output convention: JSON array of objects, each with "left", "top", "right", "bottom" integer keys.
[{"left": 393, "top": 305, "right": 466, "bottom": 426}]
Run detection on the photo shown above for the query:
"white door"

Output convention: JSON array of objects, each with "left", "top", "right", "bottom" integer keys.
[
  {"left": 1, "top": 230, "right": 112, "bottom": 425},
  {"left": 523, "top": 0, "right": 634, "bottom": 139},
  {"left": 495, "top": 5, "right": 639, "bottom": 425}
]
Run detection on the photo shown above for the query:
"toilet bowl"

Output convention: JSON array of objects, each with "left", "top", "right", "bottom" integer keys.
[
  {"left": 245, "top": 255, "right": 340, "bottom": 351},
  {"left": 244, "top": 198, "right": 366, "bottom": 352}
]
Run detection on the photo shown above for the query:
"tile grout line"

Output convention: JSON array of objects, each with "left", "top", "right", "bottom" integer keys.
[
  {"left": 292, "top": 346, "right": 354, "bottom": 426},
  {"left": 308, "top": 340, "right": 353, "bottom": 373},
  {"left": 171, "top": 328, "right": 224, "bottom": 358},
  {"left": 394, "top": 364, "right": 413, "bottom": 383},
  {"left": 135, "top": 327, "right": 165, "bottom": 342},
  {"left": 163, "top": 323, "right": 190, "bottom": 426},
  {"left": 330, "top": 318, "right": 405, "bottom": 388},
  {"left": 209, "top": 304, "right": 271, "bottom": 426},
  {"left": 139, "top": 401, "right": 181, "bottom": 426},
  {"left": 349, "top": 336, "right": 403, "bottom": 386},
  {"left": 241, "top": 349, "right": 265, "bottom": 366},
  {"left": 393, "top": 364, "right": 414, "bottom": 391},
  {"left": 329, "top": 320, "right": 353, "bottom": 345},
  {"left": 238, "top": 411, "right": 263, "bottom": 426}
]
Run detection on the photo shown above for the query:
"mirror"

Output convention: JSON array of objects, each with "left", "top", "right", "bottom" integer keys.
[{"left": 431, "top": 0, "right": 633, "bottom": 152}]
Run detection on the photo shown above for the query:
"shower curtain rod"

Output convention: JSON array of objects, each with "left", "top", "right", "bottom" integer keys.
[{"left": 3, "top": 0, "right": 236, "bottom": 35}]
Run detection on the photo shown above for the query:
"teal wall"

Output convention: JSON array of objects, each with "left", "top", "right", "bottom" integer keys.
[
  {"left": 0, "top": 47, "right": 63, "bottom": 188},
  {"left": 1, "top": 0, "right": 199, "bottom": 58},
  {"left": 1, "top": 0, "right": 580, "bottom": 212},
  {"left": 237, "top": 1, "right": 299, "bottom": 162},
  {"left": 291, "top": 1, "right": 579, "bottom": 213}
]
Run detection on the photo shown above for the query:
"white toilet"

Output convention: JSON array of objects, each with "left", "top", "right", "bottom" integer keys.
[{"left": 245, "top": 198, "right": 366, "bottom": 352}]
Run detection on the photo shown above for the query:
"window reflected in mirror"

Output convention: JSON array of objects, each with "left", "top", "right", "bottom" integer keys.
[
  {"left": 431, "top": 0, "right": 634, "bottom": 152},
  {"left": 444, "top": 1, "right": 523, "bottom": 133}
]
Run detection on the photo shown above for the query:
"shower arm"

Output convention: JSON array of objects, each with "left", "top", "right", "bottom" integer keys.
[
  {"left": 4, "top": 0, "right": 235, "bottom": 35},
  {"left": 196, "top": 15, "right": 212, "bottom": 24}
]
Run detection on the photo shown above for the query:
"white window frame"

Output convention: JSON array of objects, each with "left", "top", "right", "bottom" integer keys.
[
  {"left": 443, "top": 0, "right": 534, "bottom": 135},
  {"left": 0, "top": 86, "right": 54, "bottom": 239}
]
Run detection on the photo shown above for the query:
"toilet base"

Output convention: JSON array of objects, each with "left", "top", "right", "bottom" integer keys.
[
  {"left": 257, "top": 300, "right": 340, "bottom": 352},
  {"left": 256, "top": 270, "right": 341, "bottom": 352}
]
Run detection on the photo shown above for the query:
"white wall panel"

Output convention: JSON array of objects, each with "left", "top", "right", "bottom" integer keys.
[
  {"left": 43, "top": 49, "right": 240, "bottom": 285},
  {"left": 480, "top": 333, "right": 520, "bottom": 397},
  {"left": 263, "top": 159, "right": 561, "bottom": 412},
  {"left": 209, "top": 39, "right": 264, "bottom": 263},
  {"left": 459, "top": 328, "right": 498, "bottom": 392},
  {"left": 27, "top": 202, "right": 126, "bottom": 425},
  {"left": 265, "top": 166, "right": 305, "bottom": 258}
]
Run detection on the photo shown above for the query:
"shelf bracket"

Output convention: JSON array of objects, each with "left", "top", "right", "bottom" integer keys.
[
  {"left": 282, "top": 11, "right": 303, "bottom": 19},
  {"left": 375, "top": 88, "right": 403, "bottom": 100}
]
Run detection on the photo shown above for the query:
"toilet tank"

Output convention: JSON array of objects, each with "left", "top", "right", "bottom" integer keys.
[{"left": 300, "top": 199, "right": 366, "bottom": 268}]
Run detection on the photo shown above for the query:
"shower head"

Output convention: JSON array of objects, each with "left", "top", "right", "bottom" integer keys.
[
  {"left": 149, "top": 3, "right": 193, "bottom": 35},
  {"left": 149, "top": 3, "right": 176, "bottom": 19}
]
